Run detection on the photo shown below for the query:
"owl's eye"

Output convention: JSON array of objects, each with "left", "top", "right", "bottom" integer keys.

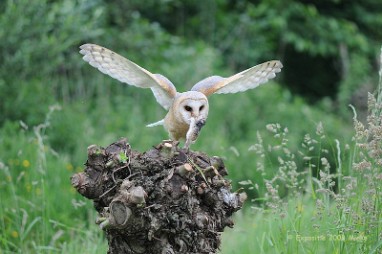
[
  {"left": 184, "top": 105, "right": 192, "bottom": 112},
  {"left": 199, "top": 105, "right": 205, "bottom": 111}
]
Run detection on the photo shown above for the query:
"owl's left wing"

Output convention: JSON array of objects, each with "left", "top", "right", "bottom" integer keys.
[
  {"left": 79, "top": 44, "right": 176, "bottom": 110},
  {"left": 191, "top": 60, "right": 282, "bottom": 96}
]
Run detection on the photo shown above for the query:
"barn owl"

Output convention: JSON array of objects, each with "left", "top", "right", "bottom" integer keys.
[{"left": 79, "top": 44, "right": 283, "bottom": 148}]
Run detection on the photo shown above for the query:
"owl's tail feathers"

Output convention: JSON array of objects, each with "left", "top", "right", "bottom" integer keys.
[{"left": 146, "top": 119, "right": 165, "bottom": 128}]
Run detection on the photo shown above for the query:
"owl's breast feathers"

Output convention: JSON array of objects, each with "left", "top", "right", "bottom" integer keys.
[{"left": 164, "top": 110, "right": 190, "bottom": 141}]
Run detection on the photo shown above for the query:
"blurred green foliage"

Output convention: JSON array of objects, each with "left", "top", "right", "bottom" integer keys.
[
  {"left": 1, "top": 0, "right": 379, "bottom": 202},
  {"left": 1, "top": 0, "right": 380, "bottom": 203},
  {"left": 118, "top": 0, "right": 382, "bottom": 103},
  {"left": 0, "top": 0, "right": 381, "bottom": 252},
  {"left": 0, "top": 0, "right": 104, "bottom": 124}
]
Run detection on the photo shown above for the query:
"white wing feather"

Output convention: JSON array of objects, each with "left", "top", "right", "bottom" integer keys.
[
  {"left": 146, "top": 119, "right": 164, "bottom": 128},
  {"left": 191, "top": 60, "right": 283, "bottom": 96},
  {"left": 79, "top": 44, "right": 177, "bottom": 109},
  {"left": 151, "top": 74, "right": 176, "bottom": 110}
]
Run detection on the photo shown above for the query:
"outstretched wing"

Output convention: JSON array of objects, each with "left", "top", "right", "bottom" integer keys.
[
  {"left": 191, "top": 60, "right": 282, "bottom": 96},
  {"left": 79, "top": 43, "right": 177, "bottom": 110}
]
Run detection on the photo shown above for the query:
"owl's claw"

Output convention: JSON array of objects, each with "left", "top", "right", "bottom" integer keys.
[{"left": 183, "top": 145, "right": 190, "bottom": 153}]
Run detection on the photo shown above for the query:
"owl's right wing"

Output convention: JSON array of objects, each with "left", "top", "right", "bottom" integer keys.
[
  {"left": 191, "top": 60, "right": 282, "bottom": 96},
  {"left": 80, "top": 44, "right": 177, "bottom": 110}
]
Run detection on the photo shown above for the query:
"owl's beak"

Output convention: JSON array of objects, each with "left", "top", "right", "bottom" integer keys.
[{"left": 191, "top": 112, "right": 203, "bottom": 120}]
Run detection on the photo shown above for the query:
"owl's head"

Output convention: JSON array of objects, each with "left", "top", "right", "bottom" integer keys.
[{"left": 174, "top": 91, "right": 209, "bottom": 125}]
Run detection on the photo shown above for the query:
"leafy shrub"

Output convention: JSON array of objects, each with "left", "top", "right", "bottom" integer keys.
[{"left": 0, "top": 0, "right": 104, "bottom": 125}]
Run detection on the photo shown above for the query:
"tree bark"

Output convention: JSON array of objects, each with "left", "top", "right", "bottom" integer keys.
[{"left": 71, "top": 138, "right": 246, "bottom": 254}]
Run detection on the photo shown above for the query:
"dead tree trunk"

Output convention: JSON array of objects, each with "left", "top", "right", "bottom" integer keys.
[{"left": 71, "top": 138, "right": 246, "bottom": 254}]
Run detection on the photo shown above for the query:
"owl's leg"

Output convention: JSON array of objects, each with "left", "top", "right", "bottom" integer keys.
[{"left": 184, "top": 118, "right": 196, "bottom": 149}]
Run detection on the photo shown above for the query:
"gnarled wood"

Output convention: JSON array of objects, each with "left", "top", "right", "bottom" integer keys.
[{"left": 71, "top": 138, "right": 245, "bottom": 254}]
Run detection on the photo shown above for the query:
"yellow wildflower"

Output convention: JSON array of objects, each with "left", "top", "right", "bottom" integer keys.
[
  {"left": 11, "top": 231, "right": 19, "bottom": 238},
  {"left": 22, "top": 160, "right": 30, "bottom": 168},
  {"left": 26, "top": 183, "right": 31, "bottom": 192},
  {"left": 66, "top": 164, "right": 74, "bottom": 171},
  {"left": 297, "top": 202, "right": 304, "bottom": 213}
]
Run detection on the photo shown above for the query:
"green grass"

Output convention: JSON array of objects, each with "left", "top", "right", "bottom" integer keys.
[
  {"left": 221, "top": 57, "right": 382, "bottom": 254},
  {"left": 0, "top": 68, "right": 380, "bottom": 253},
  {"left": 0, "top": 87, "right": 380, "bottom": 253},
  {"left": 0, "top": 103, "right": 380, "bottom": 254},
  {"left": 222, "top": 197, "right": 378, "bottom": 254},
  {"left": 0, "top": 109, "right": 101, "bottom": 253}
]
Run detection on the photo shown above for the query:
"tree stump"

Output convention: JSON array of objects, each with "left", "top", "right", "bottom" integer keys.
[{"left": 71, "top": 138, "right": 246, "bottom": 254}]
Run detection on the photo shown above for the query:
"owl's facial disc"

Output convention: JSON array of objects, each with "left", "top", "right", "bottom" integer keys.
[
  {"left": 174, "top": 91, "right": 209, "bottom": 125},
  {"left": 181, "top": 99, "right": 208, "bottom": 124}
]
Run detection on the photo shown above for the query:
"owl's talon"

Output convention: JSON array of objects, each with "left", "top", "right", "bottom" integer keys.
[{"left": 183, "top": 141, "right": 191, "bottom": 152}]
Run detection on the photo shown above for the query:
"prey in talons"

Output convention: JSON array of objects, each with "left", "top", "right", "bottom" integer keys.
[{"left": 184, "top": 118, "right": 206, "bottom": 149}]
